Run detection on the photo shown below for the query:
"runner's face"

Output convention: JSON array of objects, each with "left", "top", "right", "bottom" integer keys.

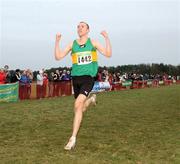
[{"left": 77, "top": 23, "right": 89, "bottom": 37}]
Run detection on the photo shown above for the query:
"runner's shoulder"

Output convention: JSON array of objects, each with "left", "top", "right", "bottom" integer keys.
[
  {"left": 67, "top": 41, "right": 74, "bottom": 50},
  {"left": 90, "top": 39, "right": 98, "bottom": 47}
]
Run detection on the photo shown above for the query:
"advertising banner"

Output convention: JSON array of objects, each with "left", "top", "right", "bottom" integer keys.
[
  {"left": 92, "top": 81, "right": 111, "bottom": 92},
  {"left": 0, "top": 82, "right": 19, "bottom": 102}
]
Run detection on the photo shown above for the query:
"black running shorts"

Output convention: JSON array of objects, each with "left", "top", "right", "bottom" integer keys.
[{"left": 72, "top": 75, "right": 95, "bottom": 99}]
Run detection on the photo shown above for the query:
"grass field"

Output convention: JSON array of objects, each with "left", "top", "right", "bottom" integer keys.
[{"left": 0, "top": 85, "right": 180, "bottom": 164}]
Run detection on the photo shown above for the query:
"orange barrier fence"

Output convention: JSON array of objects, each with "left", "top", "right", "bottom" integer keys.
[
  {"left": 19, "top": 81, "right": 72, "bottom": 100},
  {"left": 18, "top": 79, "right": 180, "bottom": 100},
  {"left": 176, "top": 80, "right": 180, "bottom": 84},
  {"left": 112, "top": 79, "right": 179, "bottom": 91}
]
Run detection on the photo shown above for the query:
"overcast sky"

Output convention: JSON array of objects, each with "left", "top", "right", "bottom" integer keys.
[{"left": 0, "top": 0, "right": 179, "bottom": 71}]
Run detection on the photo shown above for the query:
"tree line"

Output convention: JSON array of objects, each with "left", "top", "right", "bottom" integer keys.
[{"left": 43, "top": 63, "right": 180, "bottom": 76}]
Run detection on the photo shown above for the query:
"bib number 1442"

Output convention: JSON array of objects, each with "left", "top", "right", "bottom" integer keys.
[{"left": 77, "top": 54, "right": 92, "bottom": 65}]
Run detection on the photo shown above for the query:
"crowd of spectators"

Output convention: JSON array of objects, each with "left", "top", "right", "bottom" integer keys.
[
  {"left": 96, "top": 69, "right": 178, "bottom": 84},
  {"left": 1, "top": 65, "right": 179, "bottom": 85},
  {"left": 0, "top": 67, "right": 72, "bottom": 84},
  {"left": 0, "top": 65, "right": 72, "bottom": 99},
  {"left": 35, "top": 69, "right": 72, "bottom": 99},
  {"left": 0, "top": 65, "right": 179, "bottom": 99}
]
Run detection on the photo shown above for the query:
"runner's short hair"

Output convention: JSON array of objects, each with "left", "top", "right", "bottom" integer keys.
[{"left": 80, "top": 21, "right": 89, "bottom": 29}]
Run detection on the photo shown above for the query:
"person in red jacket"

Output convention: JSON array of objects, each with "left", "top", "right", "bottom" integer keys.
[{"left": 0, "top": 68, "right": 6, "bottom": 84}]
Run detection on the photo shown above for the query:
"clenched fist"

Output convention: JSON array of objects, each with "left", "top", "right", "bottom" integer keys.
[
  {"left": 56, "top": 33, "right": 62, "bottom": 42},
  {"left": 100, "top": 31, "right": 109, "bottom": 38}
]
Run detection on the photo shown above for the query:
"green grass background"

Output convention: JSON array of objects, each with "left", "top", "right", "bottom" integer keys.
[{"left": 0, "top": 85, "right": 180, "bottom": 164}]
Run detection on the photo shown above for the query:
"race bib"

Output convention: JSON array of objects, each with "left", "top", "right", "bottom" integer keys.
[{"left": 77, "top": 52, "right": 92, "bottom": 65}]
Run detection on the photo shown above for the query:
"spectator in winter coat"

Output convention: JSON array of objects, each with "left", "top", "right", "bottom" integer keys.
[{"left": 0, "top": 68, "right": 6, "bottom": 84}]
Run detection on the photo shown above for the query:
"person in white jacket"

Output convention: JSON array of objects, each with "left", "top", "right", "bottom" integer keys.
[{"left": 36, "top": 70, "right": 44, "bottom": 99}]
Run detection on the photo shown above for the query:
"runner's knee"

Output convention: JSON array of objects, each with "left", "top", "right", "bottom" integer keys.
[
  {"left": 74, "top": 99, "right": 85, "bottom": 111},
  {"left": 74, "top": 101, "right": 83, "bottom": 109}
]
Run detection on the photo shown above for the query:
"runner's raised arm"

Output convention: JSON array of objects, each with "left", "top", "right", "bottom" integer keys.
[{"left": 54, "top": 33, "right": 73, "bottom": 60}]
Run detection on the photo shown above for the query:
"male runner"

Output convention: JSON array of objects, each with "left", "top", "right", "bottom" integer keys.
[{"left": 54, "top": 21, "right": 112, "bottom": 150}]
